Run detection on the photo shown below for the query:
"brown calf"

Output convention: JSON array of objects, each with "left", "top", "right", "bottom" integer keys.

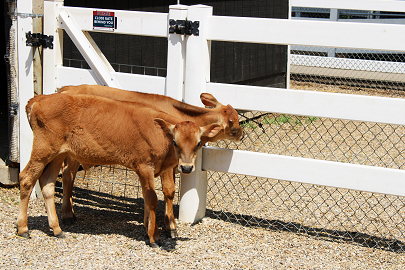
[
  {"left": 59, "top": 85, "right": 242, "bottom": 142},
  {"left": 17, "top": 93, "right": 221, "bottom": 247},
  {"left": 59, "top": 85, "right": 243, "bottom": 234}
]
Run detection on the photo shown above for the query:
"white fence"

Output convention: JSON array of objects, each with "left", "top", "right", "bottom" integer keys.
[
  {"left": 290, "top": 0, "right": 405, "bottom": 82},
  {"left": 18, "top": 0, "right": 405, "bottom": 224}
]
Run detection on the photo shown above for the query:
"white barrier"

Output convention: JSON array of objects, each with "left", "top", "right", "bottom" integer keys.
[
  {"left": 20, "top": 0, "right": 405, "bottom": 221},
  {"left": 181, "top": 2, "right": 405, "bottom": 214},
  {"left": 17, "top": 0, "right": 37, "bottom": 198}
]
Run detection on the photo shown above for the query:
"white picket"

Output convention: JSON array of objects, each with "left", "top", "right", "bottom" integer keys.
[
  {"left": 179, "top": 5, "right": 214, "bottom": 223},
  {"left": 17, "top": 0, "right": 37, "bottom": 198}
]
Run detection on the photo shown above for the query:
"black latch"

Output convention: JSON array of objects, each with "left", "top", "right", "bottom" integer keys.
[
  {"left": 26, "top": 31, "right": 54, "bottom": 49},
  {"left": 169, "top": 19, "right": 199, "bottom": 36}
]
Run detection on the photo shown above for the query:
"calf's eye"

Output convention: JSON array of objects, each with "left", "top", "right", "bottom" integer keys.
[
  {"left": 173, "top": 140, "right": 178, "bottom": 147},
  {"left": 194, "top": 141, "right": 202, "bottom": 152}
]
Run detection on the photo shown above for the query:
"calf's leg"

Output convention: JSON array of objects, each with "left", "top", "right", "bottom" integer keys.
[
  {"left": 160, "top": 169, "right": 177, "bottom": 238},
  {"left": 17, "top": 146, "right": 60, "bottom": 238},
  {"left": 61, "top": 157, "right": 81, "bottom": 225},
  {"left": 137, "top": 165, "right": 159, "bottom": 248},
  {"left": 38, "top": 154, "right": 67, "bottom": 237},
  {"left": 17, "top": 158, "right": 46, "bottom": 238}
]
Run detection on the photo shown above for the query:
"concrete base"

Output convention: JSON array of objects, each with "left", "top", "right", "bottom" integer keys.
[{"left": 0, "top": 159, "right": 19, "bottom": 186}]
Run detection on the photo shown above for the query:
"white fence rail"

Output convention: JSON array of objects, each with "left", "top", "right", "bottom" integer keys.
[
  {"left": 19, "top": 0, "right": 405, "bottom": 223},
  {"left": 290, "top": 0, "right": 405, "bottom": 81},
  {"left": 208, "top": 15, "right": 405, "bottom": 51}
]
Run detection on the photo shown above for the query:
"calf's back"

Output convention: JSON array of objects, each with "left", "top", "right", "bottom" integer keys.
[{"left": 27, "top": 93, "right": 178, "bottom": 173}]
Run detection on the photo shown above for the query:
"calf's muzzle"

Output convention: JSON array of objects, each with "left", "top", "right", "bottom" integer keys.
[{"left": 180, "top": 165, "right": 194, "bottom": 174}]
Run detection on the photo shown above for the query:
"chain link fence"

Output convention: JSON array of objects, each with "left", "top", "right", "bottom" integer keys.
[
  {"left": 205, "top": 8, "right": 405, "bottom": 251},
  {"left": 206, "top": 108, "right": 405, "bottom": 252}
]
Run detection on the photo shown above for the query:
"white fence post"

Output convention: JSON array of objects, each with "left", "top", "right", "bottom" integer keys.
[
  {"left": 43, "top": 0, "right": 64, "bottom": 94},
  {"left": 183, "top": 5, "right": 212, "bottom": 106},
  {"left": 17, "top": 0, "right": 36, "bottom": 198},
  {"left": 328, "top": 8, "right": 338, "bottom": 58},
  {"left": 165, "top": 5, "right": 188, "bottom": 101},
  {"left": 179, "top": 5, "right": 213, "bottom": 223}
]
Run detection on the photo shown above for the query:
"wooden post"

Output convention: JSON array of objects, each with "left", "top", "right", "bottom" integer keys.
[
  {"left": 179, "top": 5, "right": 213, "bottom": 223},
  {"left": 32, "top": 0, "right": 43, "bottom": 96},
  {"left": 30, "top": 0, "right": 45, "bottom": 198}
]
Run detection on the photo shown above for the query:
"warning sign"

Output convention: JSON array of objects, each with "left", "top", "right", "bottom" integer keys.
[{"left": 93, "top": 11, "right": 116, "bottom": 30}]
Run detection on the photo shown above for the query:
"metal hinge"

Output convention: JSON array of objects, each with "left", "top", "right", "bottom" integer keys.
[
  {"left": 169, "top": 19, "right": 199, "bottom": 36},
  {"left": 7, "top": 12, "right": 43, "bottom": 18},
  {"left": 26, "top": 31, "right": 54, "bottom": 49},
  {"left": 9, "top": 103, "right": 18, "bottom": 117}
]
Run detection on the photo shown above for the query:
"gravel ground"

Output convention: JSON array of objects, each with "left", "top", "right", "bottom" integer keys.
[
  {"left": 2, "top": 183, "right": 405, "bottom": 269},
  {"left": 3, "top": 81, "right": 405, "bottom": 269}
]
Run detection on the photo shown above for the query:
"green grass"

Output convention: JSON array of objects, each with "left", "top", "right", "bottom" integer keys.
[
  {"left": 305, "top": 116, "right": 318, "bottom": 125},
  {"left": 1, "top": 195, "right": 19, "bottom": 205},
  {"left": 241, "top": 115, "right": 319, "bottom": 131},
  {"left": 263, "top": 115, "right": 291, "bottom": 125},
  {"left": 1, "top": 196, "right": 7, "bottom": 204},
  {"left": 241, "top": 121, "right": 257, "bottom": 129},
  {"left": 262, "top": 115, "right": 318, "bottom": 126}
]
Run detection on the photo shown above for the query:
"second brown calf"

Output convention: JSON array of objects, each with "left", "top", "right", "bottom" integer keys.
[{"left": 59, "top": 85, "right": 243, "bottom": 235}]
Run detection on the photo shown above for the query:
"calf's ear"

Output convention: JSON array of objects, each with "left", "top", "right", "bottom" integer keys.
[
  {"left": 200, "top": 93, "right": 223, "bottom": 108},
  {"left": 154, "top": 118, "right": 175, "bottom": 135},
  {"left": 201, "top": 124, "right": 222, "bottom": 138}
]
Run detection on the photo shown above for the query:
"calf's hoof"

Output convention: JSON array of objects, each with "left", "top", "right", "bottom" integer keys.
[
  {"left": 17, "top": 232, "right": 31, "bottom": 239},
  {"left": 62, "top": 214, "right": 77, "bottom": 225},
  {"left": 166, "top": 229, "right": 178, "bottom": 238},
  {"left": 54, "top": 232, "right": 66, "bottom": 239},
  {"left": 149, "top": 242, "right": 160, "bottom": 248},
  {"left": 147, "top": 239, "right": 162, "bottom": 248}
]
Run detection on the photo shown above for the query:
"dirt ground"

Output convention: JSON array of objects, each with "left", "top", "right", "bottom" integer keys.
[{"left": 2, "top": 185, "right": 405, "bottom": 269}]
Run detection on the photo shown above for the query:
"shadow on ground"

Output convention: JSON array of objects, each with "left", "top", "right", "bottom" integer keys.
[
  {"left": 27, "top": 184, "right": 186, "bottom": 251},
  {"left": 26, "top": 182, "right": 404, "bottom": 253},
  {"left": 205, "top": 209, "right": 405, "bottom": 254}
]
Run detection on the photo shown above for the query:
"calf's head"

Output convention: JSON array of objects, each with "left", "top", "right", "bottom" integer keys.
[
  {"left": 154, "top": 119, "right": 221, "bottom": 174},
  {"left": 200, "top": 93, "right": 243, "bottom": 142}
]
